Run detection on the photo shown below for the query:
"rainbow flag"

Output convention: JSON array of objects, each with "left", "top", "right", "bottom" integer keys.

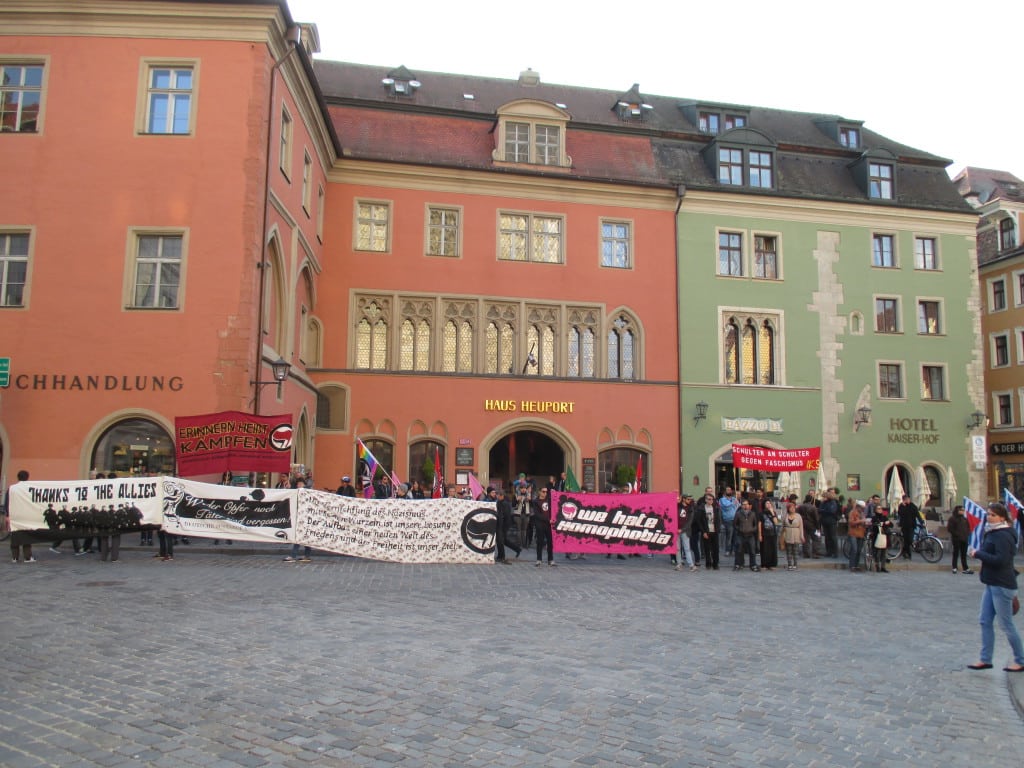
[{"left": 356, "top": 439, "right": 379, "bottom": 498}]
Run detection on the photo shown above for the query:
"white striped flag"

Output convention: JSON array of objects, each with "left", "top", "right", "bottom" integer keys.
[{"left": 964, "top": 496, "right": 987, "bottom": 550}]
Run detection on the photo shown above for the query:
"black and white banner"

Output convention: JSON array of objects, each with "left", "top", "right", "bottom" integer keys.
[
  {"left": 7, "top": 477, "right": 496, "bottom": 563},
  {"left": 296, "top": 490, "right": 494, "bottom": 564},
  {"left": 160, "top": 478, "right": 293, "bottom": 544},
  {"left": 8, "top": 477, "right": 163, "bottom": 539}
]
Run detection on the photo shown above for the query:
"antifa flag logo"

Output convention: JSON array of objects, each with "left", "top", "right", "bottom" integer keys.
[
  {"left": 460, "top": 508, "right": 497, "bottom": 554},
  {"left": 270, "top": 424, "right": 293, "bottom": 452}
]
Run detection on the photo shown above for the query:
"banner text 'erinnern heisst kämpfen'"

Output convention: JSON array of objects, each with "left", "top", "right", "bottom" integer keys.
[{"left": 174, "top": 410, "right": 293, "bottom": 476}]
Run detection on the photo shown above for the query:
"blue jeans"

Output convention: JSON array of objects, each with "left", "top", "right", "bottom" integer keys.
[
  {"left": 290, "top": 543, "right": 311, "bottom": 559},
  {"left": 847, "top": 536, "right": 864, "bottom": 570},
  {"left": 721, "top": 519, "right": 736, "bottom": 554},
  {"left": 979, "top": 584, "right": 1024, "bottom": 665}
]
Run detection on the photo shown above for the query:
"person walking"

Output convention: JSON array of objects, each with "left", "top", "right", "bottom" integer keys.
[
  {"left": 967, "top": 502, "right": 1024, "bottom": 672},
  {"left": 947, "top": 505, "right": 972, "bottom": 574}
]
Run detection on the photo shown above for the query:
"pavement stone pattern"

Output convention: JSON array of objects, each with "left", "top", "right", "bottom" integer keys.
[{"left": 2, "top": 544, "right": 1024, "bottom": 767}]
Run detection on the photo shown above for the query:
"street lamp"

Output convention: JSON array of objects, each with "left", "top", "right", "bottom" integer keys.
[
  {"left": 854, "top": 405, "right": 872, "bottom": 430},
  {"left": 693, "top": 400, "right": 709, "bottom": 426},
  {"left": 252, "top": 356, "right": 291, "bottom": 401},
  {"left": 967, "top": 410, "right": 986, "bottom": 430}
]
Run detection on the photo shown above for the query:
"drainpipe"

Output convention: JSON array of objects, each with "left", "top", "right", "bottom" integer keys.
[
  {"left": 253, "top": 26, "right": 300, "bottom": 416},
  {"left": 674, "top": 183, "right": 686, "bottom": 492}
]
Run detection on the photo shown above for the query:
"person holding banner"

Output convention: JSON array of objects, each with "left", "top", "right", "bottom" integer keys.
[
  {"left": 967, "top": 502, "right": 1024, "bottom": 672},
  {"left": 531, "top": 487, "right": 556, "bottom": 567},
  {"left": 4, "top": 470, "right": 35, "bottom": 563}
]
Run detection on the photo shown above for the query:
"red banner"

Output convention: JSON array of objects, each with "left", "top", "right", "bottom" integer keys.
[
  {"left": 731, "top": 444, "right": 820, "bottom": 471},
  {"left": 175, "top": 411, "right": 293, "bottom": 476}
]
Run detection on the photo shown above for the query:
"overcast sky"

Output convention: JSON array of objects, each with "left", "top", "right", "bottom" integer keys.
[{"left": 286, "top": 0, "right": 1024, "bottom": 181}]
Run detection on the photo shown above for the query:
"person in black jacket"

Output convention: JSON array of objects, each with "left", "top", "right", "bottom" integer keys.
[
  {"left": 494, "top": 488, "right": 519, "bottom": 563},
  {"left": 896, "top": 494, "right": 919, "bottom": 560},
  {"left": 946, "top": 505, "right": 972, "bottom": 574},
  {"left": 968, "top": 502, "right": 1024, "bottom": 671}
]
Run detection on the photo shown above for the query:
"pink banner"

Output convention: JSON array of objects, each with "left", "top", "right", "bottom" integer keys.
[{"left": 550, "top": 491, "right": 678, "bottom": 555}]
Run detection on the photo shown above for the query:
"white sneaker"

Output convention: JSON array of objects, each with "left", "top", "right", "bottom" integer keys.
[
  {"left": 24, "top": 558, "right": 37, "bottom": 563},
  {"left": 49, "top": 547, "right": 61, "bottom": 554}
]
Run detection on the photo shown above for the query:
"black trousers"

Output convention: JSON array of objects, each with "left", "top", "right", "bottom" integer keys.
[
  {"left": 534, "top": 520, "right": 553, "bottom": 562},
  {"left": 703, "top": 533, "right": 719, "bottom": 568}
]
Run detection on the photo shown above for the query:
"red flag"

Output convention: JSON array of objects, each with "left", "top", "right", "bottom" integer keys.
[
  {"left": 432, "top": 445, "right": 443, "bottom": 498},
  {"left": 634, "top": 455, "right": 643, "bottom": 494}
]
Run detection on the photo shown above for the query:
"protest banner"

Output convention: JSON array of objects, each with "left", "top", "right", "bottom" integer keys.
[
  {"left": 550, "top": 491, "right": 677, "bottom": 555},
  {"left": 731, "top": 444, "right": 821, "bottom": 472},
  {"left": 160, "top": 477, "right": 293, "bottom": 543},
  {"left": 7, "top": 477, "right": 163, "bottom": 542},
  {"left": 295, "top": 491, "right": 494, "bottom": 564},
  {"left": 174, "top": 411, "right": 293, "bottom": 476}
]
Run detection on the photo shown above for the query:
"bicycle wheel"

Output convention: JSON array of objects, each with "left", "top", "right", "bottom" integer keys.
[
  {"left": 841, "top": 537, "right": 851, "bottom": 560},
  {"left": 919, "top": 536, "right": 943, "bottom": 563},
  {"left": 886, "top": 531, "right": 902, "bottom": 560}
]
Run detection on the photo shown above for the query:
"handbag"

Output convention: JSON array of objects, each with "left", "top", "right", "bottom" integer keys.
[
  {"left": 875, "top": 531, "right": 888, "bottom": 549},
  {"left": 1014, "top": 596, "right": 1020, "bottom": 616}
]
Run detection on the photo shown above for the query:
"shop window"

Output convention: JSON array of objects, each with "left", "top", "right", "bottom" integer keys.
[{"left": 91, "top": 418, "right": 174, "bottom": 476}]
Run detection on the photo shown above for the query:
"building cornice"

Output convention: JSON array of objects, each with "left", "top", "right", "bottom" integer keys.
[
  {"left": 328, "top": 159, "right": 679, "bottom": 210},
  {"left": 680, "top": 189, "right": 978, "bottom": 236}
]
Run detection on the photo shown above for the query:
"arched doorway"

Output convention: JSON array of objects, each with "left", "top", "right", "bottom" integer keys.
[
  {"left": 884, "top": 463, "right": 912, "bottom": 507},
  {"left": 90, "top": 417, "right": 175, "bottom": 477},
  {"left": 488, "top": 429, "right": 565, "bottom": 491}
]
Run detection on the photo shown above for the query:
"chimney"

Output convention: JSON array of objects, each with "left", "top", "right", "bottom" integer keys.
[{"left": 518, "top": 68, "right": 540, "bottom": 86}]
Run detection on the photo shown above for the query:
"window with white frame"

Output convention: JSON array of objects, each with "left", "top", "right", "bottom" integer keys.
[
  {"left": 143, "top": 64, "right": 195, "bottom": 135},
  {"left": 992, "top": 333, "right": 1011, "bottom": 367},
  {"left": 878, "top": 362, "right": 903, "bottom": 399},
  {"left": 1015, "top": 328, "right": 1024, "bottom": 365},
  {"left": 868, "top": 162, "right": 893, "bottom": 199},
  {"left": 354, "top": 297, "right": 389, "bottom": 369},
  {"left": 921, "top": 365, "right": 946, "bottom": 401},
  {"left": 914, "top": 237, "right": 938, "bottom": 270},
  {"left": 600, "top": 221, "right": 631, "bottom": 268},
  {"left": 839, "top": 126, "right": 859, "bottom": 148},
  {"left": 718, "top": 148, "right": 743, "bottom": 185},
  {"left": 498, "top": 212, "right": 563, "bottom": 263},
  {"left": 494, "top": 103, "right": 570, "bottom": 167},
  {"left": 427, "top": 207, "right": 460, "bottom": 257},
  {"left": 749, "top": 151, "right": 773, "bottom": 188},
  {"left": 399, "top": 298, "right": 432, "bottom": 371},
  {"left": 355, "top": 201, "right": 391, "bottom": 252},
  {"left": 1000, "top": 217, "right": 1017, "bottom": 251},
  {"left": 872, "top": 234, "right": 896, "bottom": 267},
  {"left": 718, "top": 231, "right": 743, "bottom": 276},
  {"left": 996, "top": 392, "right": 1013, "bottom": 426},
  {"left": 566, "top": 307, "right": 599, "bottom": 378},
  {"left": 722, "top": 311, "right": 780, "bottom": 386},
  {"left": 279, "top": 107, "right": 292, "bottom": 178},
  {"left": 316, "top": 186, "right": 325, "bottom": 242},
  {"left": 991, "top": 278, "right": 1007, "bottom": 311},
  {"left": 875, "top": 297, "right": 900, "bottom": 333},
  {"left": 1, "top": 63, "right": 43, "bottom": 132},
  {"left": 130, "top": 232, "right": 184, "bottom": 309},
  {"left": 301, "top": 151, "right": 312, "bottom": 214},
  {"left": 608, "top": 313, "right": 637, "bottom": 380},
  {"left": 534, "top": 125, "right": 560, "bottom": 165},
  {"left": 753, "top": 235, "right": 778, "bottom": 279},
  {"left": 505, "top": 121, "right": 530, "bottom": 162},
  {"left": 0, "top": 231, "right": 29, "bottom": 306},
  {"left": 917, "top": 300, "right": 941, "bottom": 335}
]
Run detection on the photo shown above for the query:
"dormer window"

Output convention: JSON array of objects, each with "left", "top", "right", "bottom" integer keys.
[
  {"left": 840, "top": 126, "right": 860, "bottom": 148},
  {"left": 679, "top": 101, "right": 750, "bottom": 136},
  {"left": 705, "top": 127, "right": 776, "bottom": 190},
  {"left": 381, "top": 65, "right": 421, "bottom": 97},
  {"left": 1000, "top": 217, "right": 1017, "bottom": 251},
  {"left": 493, "top": 100, "right": 571, "bottom": 169},
  {"left": 869, "top": 162, "right": 893, "bottom": 199},
  {"left": 849, "top": 149, "right": 897, "bottom": 201},
  {"left": 612, "top": 84, "right": 652, "bottom": 122}
]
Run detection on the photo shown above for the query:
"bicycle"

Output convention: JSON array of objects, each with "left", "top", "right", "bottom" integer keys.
[{"left": 886, "top": 523, "right": 944, "bottom": 563}]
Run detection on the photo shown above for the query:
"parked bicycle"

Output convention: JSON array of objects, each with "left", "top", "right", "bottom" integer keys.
[{"left": 886, "top": 522, "right": 944, "bottom": 563}]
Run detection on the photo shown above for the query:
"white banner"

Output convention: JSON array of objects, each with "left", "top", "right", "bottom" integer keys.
[
  {"left": 296, "top": 490, "right": 495, "bottom": 564},
  {"left": 8, "top": 477, "right": 163, "bottom": 532},
  {"left": 160, "top": 477, "right": 293, "bottom": 544}
]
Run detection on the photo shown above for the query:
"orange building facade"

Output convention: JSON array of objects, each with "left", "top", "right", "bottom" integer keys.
[
  {"left": 1, "top": 0, "right": 683, "bottom": 493},
  {"left": 0, "top": 0, "right": 332, "bottom": 482}
]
